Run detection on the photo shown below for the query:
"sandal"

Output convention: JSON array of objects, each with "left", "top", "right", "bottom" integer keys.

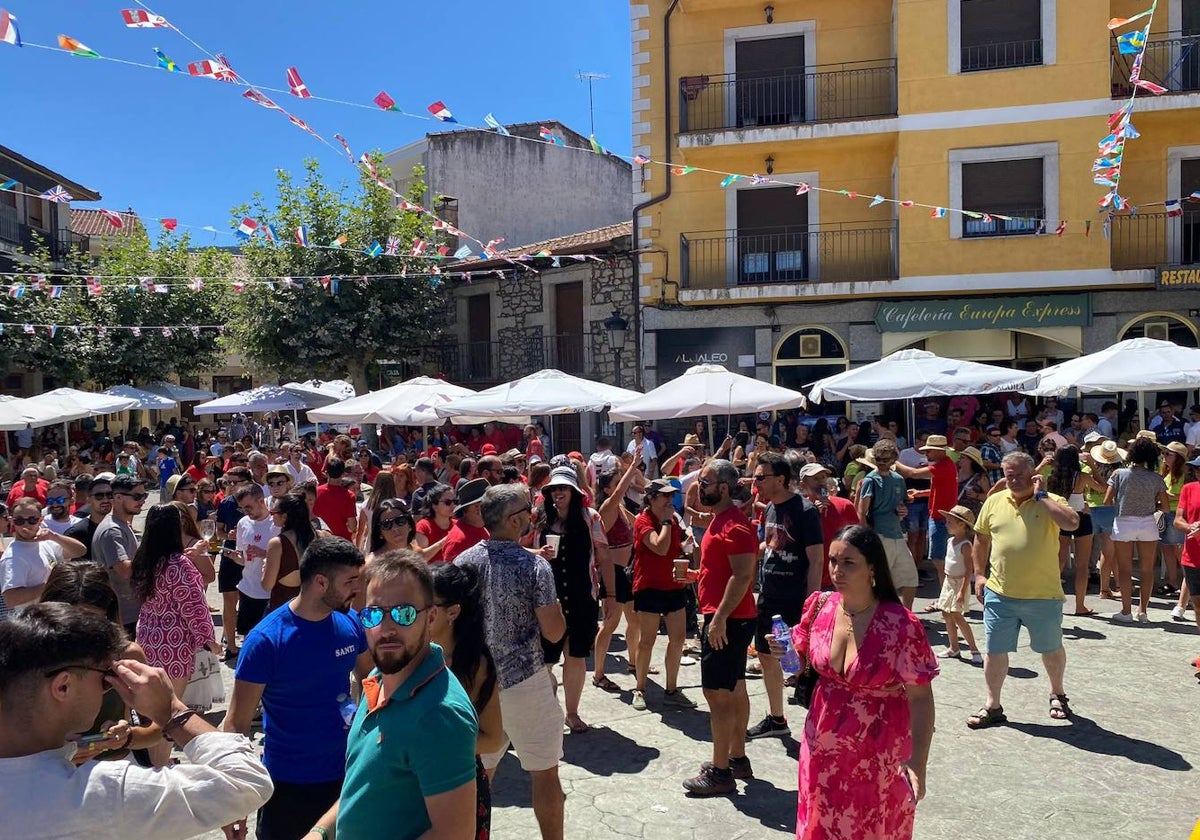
[
  {"left": 1049, "top": 694, "right": 1072, "bottom": 720},
  {"left": 966, "top": 706, "right": 1007, "bottom": 729},
  {"left": 565, "top": 714, "right": 589, "bottom": 734},
  {"left": 922, "top": 603, "right": 940, "bottom": 614},
  {"left": 1071, "top": 608, "right": 1098, "bottom": 617},
  {"left": 591, "top": 675, "right": 622, "bottom": 694},
  {"left": 628, "top": 664, "right": 659, "bottom": 675}
]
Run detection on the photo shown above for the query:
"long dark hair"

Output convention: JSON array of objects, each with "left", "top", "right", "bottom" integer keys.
[
  {"left": 131, "top": 504, "right": 185, "bottom": 601},
  {"left": 370, "top": 498, "right": 415, "bottom": 553},
  {"left": 542, "top": 484, "right": 589, "bottom": 544},
  {"left": 595, "top": 469, "right": 618, "bottom": 507},
  {"left": 1047, "top": 445, "right": 1082, "bottom": 497},
  {"left": 420, "top": 482, "right": 453, "bottom": 520},
  {"left": 40, "top": 562, "right": 120, "bottom": 622},
  {"left": 832, "top": 525, "right": 901, "bottom": 604},
  {"left": 431, "top": 563, "right": 496, "bottom": 712},
  {"left": 276, "top": 492, "right": 316, "bottom": 555}
]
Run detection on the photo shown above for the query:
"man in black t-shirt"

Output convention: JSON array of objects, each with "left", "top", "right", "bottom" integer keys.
[
  {"left": 747, "top": 453, "right": 824, "bottom": 741},
  {"left": 63, "top": 474, "right": 113, "bottom": 561}
]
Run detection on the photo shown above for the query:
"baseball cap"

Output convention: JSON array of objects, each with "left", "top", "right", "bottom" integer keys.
[{"left": 797, "top": 463, "right": 831, "bottom": 479}]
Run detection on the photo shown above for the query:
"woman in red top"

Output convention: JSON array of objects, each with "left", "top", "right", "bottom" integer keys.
[
  {"left": 184, "top": 452, "right": 207, "bottom": 483},
  {"left": 630, "top": 478, "right": 693, "bottom": 712},
  {"left": 591, "top": 459, "right": 642, "bottom": 694},
  {"left": 416, "top": 483, "right": 456, "bottom": 563},
  {"left": 1171, "top": 456, "right": 1200, "bottom": 676}
]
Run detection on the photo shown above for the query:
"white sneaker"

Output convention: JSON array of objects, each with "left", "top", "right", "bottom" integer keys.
[
  {"left": 1136, "top": 612, "right": 1150, "bottom": 624},
  {"left": 631, "top": 690, "right": 647, "bottom": 711},
  {"left": 679, "top": 655, "right": 697, "bottom": 666},
  {"left": 936, "top": 648, "right": 961, "bottom": 659},
  {"left": 1111, "top": 612, "right": 1134, "bottom": 624},
  {"left": 1171, "top": 606, "right": 1186, "bottom": 621}
]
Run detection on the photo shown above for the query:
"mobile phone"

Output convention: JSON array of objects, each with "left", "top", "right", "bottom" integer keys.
[{"left": 77, "top": 733, "right": 110, "bottom": 746}]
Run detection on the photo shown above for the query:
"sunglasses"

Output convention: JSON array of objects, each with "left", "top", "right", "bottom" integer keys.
[
  {"left": 117, "top": 492, "right": 149, "bottom": 502},
  {"left": 90, "top": 491, "right": 114, "bottom": 499},
  {"left": 267, "top": 479, "right": 290, "bottom": 486},
  {"left": 44, "top": 663, "right": 115, "bottom": 680},
  {"left": 11, "top": 515, "right": 41, "bottom": 526},
  {"left": 435, "top": 498, "right": 455, "bottom": 506},
  {"left": 752, "top": 474, "right": 780, "bottom": 482},
  {"left": 379, "top": 517, "right": 410, "bottom": 530},
  {"left": 359, "top": 604, "right": 429, "bottom": 629},
  {"left": 46, "top": 497, "right": 69, "bottom": 505}
]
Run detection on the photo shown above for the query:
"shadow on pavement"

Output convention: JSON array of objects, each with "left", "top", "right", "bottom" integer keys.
[
  {"left": 561, "top": 723, "right": 660, "bottom": 776},
  {"left": 489, "top": 752, "right": 531, "bottom": 809},
  {"left": 1006, "top": 667, "right": 1039, "bottom": 679},
  {"left": 729, "top": 776, "right": 796, "bottom": 833},
  {"left": 1061, "top": 624, "right": 1107, "bottom": 641},
  {"left": 1006, "top": 714, "right": 1193, "bottom": 771}
]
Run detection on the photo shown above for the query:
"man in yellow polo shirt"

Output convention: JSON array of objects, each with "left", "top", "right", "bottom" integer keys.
[{"left": 967, "top": 451, "right": 1079, "bottom": 730}]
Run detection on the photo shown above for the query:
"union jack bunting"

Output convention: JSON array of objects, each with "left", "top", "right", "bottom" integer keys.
[
  {"left": 385, "top": 236, "right": 401, "bottom": 256},
  {"left": 42, "top": 186, "right": 72, "bottom": 203}
]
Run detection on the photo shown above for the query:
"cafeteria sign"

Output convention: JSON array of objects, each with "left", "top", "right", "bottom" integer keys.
[{"left": 875, "top": 294, "right": 1091, "bottom": 333}]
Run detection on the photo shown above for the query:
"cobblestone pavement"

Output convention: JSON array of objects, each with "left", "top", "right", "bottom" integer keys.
[{"left": 191, "top": 567, "right": 1200, "bottom": 840}]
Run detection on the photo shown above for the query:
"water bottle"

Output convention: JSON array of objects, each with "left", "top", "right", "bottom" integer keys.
[
  {"left": 772, "top": 615, "right": 801, "bottom": 674},
  {"left": 337, "top": 693, "right": 358, "bottom": 729}
]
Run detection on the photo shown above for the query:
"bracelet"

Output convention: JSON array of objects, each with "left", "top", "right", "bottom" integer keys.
[
  {"left": 308, "top": 827, "right": 330, "bottom": 840},
  {"left": 162, "top": 708, "right": 197, "bottom": 743}
]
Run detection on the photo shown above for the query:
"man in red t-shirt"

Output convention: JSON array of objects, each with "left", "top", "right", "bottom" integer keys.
[
  {"left": 441, "top": 478, "right": 491, "bottom": 563},
  {"left": 1172, "top": 472, "right": 1200, "bottom": 659},
  {"left": 895, "top": 434, "right": 958, "bottom": 584},
  {"left": 796, "top": 463, "right": 862, "bottom": 589},
  {"left": 311, "top": 457, "right": 357, "bottom": 540},
  {"left": 680, "top": 459, "right": 758, "bottom": 797}
]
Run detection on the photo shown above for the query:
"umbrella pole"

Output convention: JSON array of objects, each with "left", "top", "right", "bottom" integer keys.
[
  {"left": 1137, "top": 391, "right": 1145, "bottom": 437},
  {"left": 707, "top": 415, "right": 714, "bottom": 455}
]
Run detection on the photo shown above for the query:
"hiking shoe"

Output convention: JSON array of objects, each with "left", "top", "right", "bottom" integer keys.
[
  {"left": 631, "top": 690, "right": 647, "bottom": 711},
  {"left": 663, "top": 689, "right": 697, "bottom": 709},
  {"left": 746, "top": 714, "right": 790, "bottom": 740},
  {"left": 683, "top": 764, "right": 736, "bottom": 796},
  {"left": 728, "top": 755, "right": 753, "bottom": 780}
]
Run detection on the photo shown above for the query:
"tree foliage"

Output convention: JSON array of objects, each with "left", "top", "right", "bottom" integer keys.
[
  {"left": 0, "top": 229, "right": 232, "bottom": 387},
  {"left": 229, "top": 157, "right": 449, "bottom": 394}
]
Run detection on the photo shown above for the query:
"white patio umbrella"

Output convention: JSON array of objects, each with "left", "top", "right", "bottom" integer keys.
[
  {"left": 805, "top": 349, "right": 1040, "bottom": 404},
  {"left": 141, "top": 380, "right": 217, "bottom": 402},
  {"left": 434, "top": 369, "right": 640, "bottom": 421},
  {"left": 102, "top": 384, "right": 179, "bottom": 410},
  {"left": 1023, "top": 338, "right": 1200, "bottom": 396},
  {"left": 310, "top": 377, "right": 479, "bottom": 425},
  {"left": 0, "top": 394, "right": 77, "bottom": 431},
  {"left": 22, "top": 387, "right": 140, "bottom": 419},
  {"left": 193, "top": 385, "right": 343, "bottom": 416},
  {"left": 282, "top": 379, "right": 357, "bottom": 401}
]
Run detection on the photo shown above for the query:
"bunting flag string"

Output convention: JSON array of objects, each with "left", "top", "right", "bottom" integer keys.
[
  {"left": 0, "top": 321, "right": 227, "bottom": 338},
  {"left": 1097, "top": 1, "right": 1159, "bottom": 211}
]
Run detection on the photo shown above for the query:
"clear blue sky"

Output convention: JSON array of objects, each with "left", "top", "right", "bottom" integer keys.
[{"left": 1, "top": 1, "right": 632, "bottom": 243}]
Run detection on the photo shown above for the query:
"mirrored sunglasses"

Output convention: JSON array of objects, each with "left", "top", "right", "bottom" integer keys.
[{"left": 359, "top": 604, "right": 428, "bottom": 629}]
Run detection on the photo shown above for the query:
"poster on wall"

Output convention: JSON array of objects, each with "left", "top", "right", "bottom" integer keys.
[{"left": 654, "top": 327, "right": 756, "bottom": 380}]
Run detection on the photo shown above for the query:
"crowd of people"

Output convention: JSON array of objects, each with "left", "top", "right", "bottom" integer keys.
[{"left": 0, "top": 391, "right": 1198, "bottom": 839}]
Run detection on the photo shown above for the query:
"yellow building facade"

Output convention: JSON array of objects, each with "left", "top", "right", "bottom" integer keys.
[{"left": 631, "top": 0, "right": 1200, "bottom": 393}]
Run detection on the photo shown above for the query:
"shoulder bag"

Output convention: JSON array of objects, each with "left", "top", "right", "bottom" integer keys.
[{"left": 793, "top": 591, "right": 833, "bottom": 708}]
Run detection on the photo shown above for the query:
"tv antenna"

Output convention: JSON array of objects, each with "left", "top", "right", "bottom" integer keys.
[{"left": 577, "top": 70, "right": 608, "bottom": 136}]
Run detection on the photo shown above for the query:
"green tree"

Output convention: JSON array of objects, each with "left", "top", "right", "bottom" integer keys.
[
  {"left": 0, "top": 229, "right": 233, "bottom": 387},
  {"left": 229, "top": 157, "right": 448, "bottom": 394}
]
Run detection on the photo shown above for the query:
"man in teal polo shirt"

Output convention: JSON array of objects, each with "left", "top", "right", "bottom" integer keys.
[{"left": 307, "top": 550, "right": 478, "bottom": 840}]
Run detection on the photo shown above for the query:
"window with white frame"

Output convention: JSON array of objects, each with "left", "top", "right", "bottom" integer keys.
[
  {"left": 951, "top": 0, "right": 1053, "bottom": 74},
  {"left": 949, "top": 143, "right": 1058, "bottom": 240}
]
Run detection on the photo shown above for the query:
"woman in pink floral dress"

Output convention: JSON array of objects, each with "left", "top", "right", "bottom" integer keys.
[
  {"left": 792, "top": 525, "right": 938, "bottom": 840},
  {"left": 132, "top": 504, "right": 218, "bottom": 693}
]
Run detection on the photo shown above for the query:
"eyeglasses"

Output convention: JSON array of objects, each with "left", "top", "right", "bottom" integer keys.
[
  {"left": 44, "top": 663, "right": 115, "bottom": 680},
  {"left": 698, "top": 478, "right": 717, "bottom": 488},
  {"left": 267, "top": 479, "right": 290, "bottom": 487},
  {"left": 117, "top": 492, "right": 149, "bottom": 502},
  {"left": 752, "top": 474, "right": 779, "bottom": 482},
  {"left": 379, "top": 517, "right": 410, "bottom": 530},
  {"left": 508, "top": 504, "right": 532, "bottom": 517},
  {"left": 90, "top": 491, "right": 114, "bottom": 499},
  {"left": 46, "top": 497, "right": 68, "bottom": 505},
  {"left": 11, "top": 515, "right": 41, "bottom": 526},
  {"left": 359, "top": 604, "right": 429, "bottom": 629}
]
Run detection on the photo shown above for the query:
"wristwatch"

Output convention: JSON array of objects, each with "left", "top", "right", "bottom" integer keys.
[{"left": 1034, "top": 491, "right": 1048, "bottom": 502}]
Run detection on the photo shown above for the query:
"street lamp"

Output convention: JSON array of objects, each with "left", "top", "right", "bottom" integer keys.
[{"left": 603, "top": 309, "right": 628, "bottom": 386}]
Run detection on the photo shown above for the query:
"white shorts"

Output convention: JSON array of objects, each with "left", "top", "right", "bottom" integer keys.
[
  {"left": 1112, "top": 515, "right": 1159, "bottom": 543},
  {"left": 498, "top": 666, "right": 564, "bottom": 772},
  {"left": 881, "top": 535, "right": 919, "bottom": 589},
  {"left": 480, "top": 737, "right": 510, "bottom": 771}
]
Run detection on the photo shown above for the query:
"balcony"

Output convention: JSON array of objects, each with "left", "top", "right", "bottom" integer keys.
[
  {"left": 960, "top": 38, "right": 1044, "bottom": 72},
  {"left": 1111, "top": 33, "right": 1200, "bottom": 97},
  {"left": 403, "top": 333, "right": 599, "bottom": 385},
  {"left": 0, "top": 214, "right": 89, "bottom": 262},
  {"left": 1110, "top": 210, "right": 1200, "bottom": 270},
  {"left": 962, "top": 208, "right": 1045, "bottom": 239},
  {"left": 680, "top": 221, "right": 898, "bottom": 289},
  {"left": 678, "top": 60, "right": 897, "bottom": 135}
]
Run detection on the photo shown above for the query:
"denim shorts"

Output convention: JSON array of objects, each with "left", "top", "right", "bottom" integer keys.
[
  {"left": 1089, "top": 505, "right": 1116, "bottom": 536},
  {"left": 903, "top": 499, "right": 929, "bottom": 532},
  {"left": 982, "top": 588, "right": 1064, "bottom": 655},
  {"left": 1161, "top": 514, "right": 1185, "bottom": 546}
]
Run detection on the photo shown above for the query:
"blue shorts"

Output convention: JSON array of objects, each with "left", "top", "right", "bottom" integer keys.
[
  {"left": 1090, "top": 505, "right": 1116, "bottom": 536},
  {"left": 1161, "top": 514, "right": 1185, "bottom": 546},
  {"left": 928, "top": 517, "right": 951, "bottom": 561},
  {"left": 982, "top": 588, "right": 1064, "bottom": 655},
  {"left": 903, "top": 499, "right": 929, "bottom": 533}
]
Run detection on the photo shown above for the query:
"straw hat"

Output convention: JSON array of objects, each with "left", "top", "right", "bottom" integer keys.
[
  {"left": 1164, "top": 441, "right": 1191, "bottom": 460},
  {"left": 855, "top": 451, "right": 877, "bottom": 470},
  {"left": 919, "top": 434, "right": 950, "bottom": 452},
  {"left": 1134, "top": 429, "right": 1159, "bottom": 444},
  {"left": 960, "top": 446, "right": 985, "bottom": 470},
  {"left": 1090, "top": 440, "right": 1128, "bottom": 464},
  {"left": 683, "top": 433, "right": 702, "bottom": 447},
  {"left": 939, "top": 504, "right": 977, "bottom": 530}
]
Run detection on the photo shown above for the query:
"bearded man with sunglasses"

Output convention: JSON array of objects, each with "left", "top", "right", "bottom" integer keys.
[
  {"left": 64, "top": 473, "right": 115, "bottom": 561},
  {"left": 1, "top": 497, "right": 86, "bottom": 616},
  {"left": 309, "top": 549, "right": 478, "bottom": 840},
  {"left": 92, "top": 474, "right": 148, "bottom": 638},
  {"left": 223, "top": 537, "right": 373, "bottom": 840}
]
